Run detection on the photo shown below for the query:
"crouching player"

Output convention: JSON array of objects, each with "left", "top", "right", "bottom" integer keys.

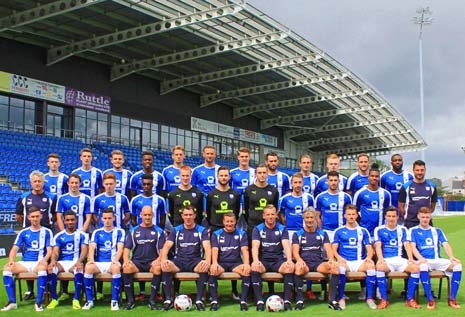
[
  {"left": 209, "top": 212, "right": 251, "bottom": 311},
  {"left": 251, "top": 205, "right": 295, "bottom": 311},
  {"left": 332, "top": 204, "right": 376, "bottom": 310},
  {"left": 410, "top": 207, "right": 462, "bottom": 309},
  {"left": 293, "top": 207, "right": 341, "bottom": 310},
  {"left": 374, "top": 206, "right": 420, "bottom": 309},
  {"left": 83, "top": 208, "right": 125, "bottom": 310},
  {"left": 122, "top": 206, "right": 165, "bottom": 310},
  {"left": 47, "top": 210, "right": 89, "bottom": 309}
]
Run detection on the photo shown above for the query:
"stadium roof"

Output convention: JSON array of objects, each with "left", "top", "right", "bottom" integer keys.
[{"left": 0, "top": 0, "right": 426, "bottom": 157}]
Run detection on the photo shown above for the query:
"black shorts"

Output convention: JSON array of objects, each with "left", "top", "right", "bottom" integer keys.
[
  {"left": 261, "top": 258, "right": 285, "bottom": 272},
  {"left": 219, "top": 261, "right": 243, "bottom": 272},
  {"left": 304, "top": 259, "right": 324, "bottom": 272},
  {"left": 132, "top": 259, "right": 153, "bottom": 272},
  {"left": 173, "top": 257, "right": 202, "bottom": 272}
]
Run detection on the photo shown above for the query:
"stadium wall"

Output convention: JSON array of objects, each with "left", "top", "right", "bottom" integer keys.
[{"left": 0, "top": 38, "right": 283, "bottom": 147}]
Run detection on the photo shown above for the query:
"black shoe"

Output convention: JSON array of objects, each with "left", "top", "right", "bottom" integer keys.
[
  {"left": 195, "top": 302, "right": 205, "bottom": 311},
  {"left": 400, "top": 290, "right": 407, "bottom": 300},
  {"left": 210, "top": 303, "right": 218, "bottom": 311},
  {"left": 284, "top": 302, "right": 292, "bottom": 311},
  {"left": 124, "top": 302, "right": 135, "bottom": 310},
  {"left": 148, "top": 301, "right": 158, "bottom": 310},
  {"left": 256, "top": 302, "right": 265, "bottom": 311},
  {"left": 240, "top": 302, "right": 248, "bottom": 311},
  {"left": 295, "top": 302, "right": 304, "bottom": 310},
  {"left": 328, "top": 300, "right": 342, "bottom": 310},
  {"left": 24, "top": 292, "right": 35, "bottom": 300},
  {"left": 161, "top": 301, "right": 173, "bottom": 311}
]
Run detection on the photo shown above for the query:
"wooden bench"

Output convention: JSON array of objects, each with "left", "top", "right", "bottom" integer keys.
[{"left": 14, "top": 270, "right": 449, "bottom": 302}]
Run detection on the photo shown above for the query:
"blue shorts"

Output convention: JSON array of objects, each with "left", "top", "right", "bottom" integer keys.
[
  {"left": 261, "top": 258, "right": 285, "bottom": 272},
  {"left": 132, "top": 259, "right": 153, "bottom": 272},
  {"left": 173, "top": 257, "right": 202, "bottom": 272},
  {"left": 304, "top": 259, "right": 324, "bottom": 272},
  {"left": 219, "top": 261, "right": 243, "bottom": 272}
]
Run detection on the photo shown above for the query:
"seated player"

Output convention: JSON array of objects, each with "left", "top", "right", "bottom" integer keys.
[
  {"left": 410, "top": 207, "right": 462, "bottom": 309},
  {"left": 332, "top": 204, "right": 376, "bottom": 310},
  {"left": 293, "top": 207, "right": 341, "bottom": 311},
  {"left": 209, "top": 212, "right": 250, "bottom": 311},
  {"left": 160, "top": 205, "right": 211, "bottom": 311},
  {"left": 2, "top": 206, "right": 53, "bottom": 312},
  {"left": 251, "top": 204, "right": 295, "bottom": 311},
  {"left": 82, "top": 208, "right": 125, "bottom": 311},
  {"left": 374, "top": 206, "right": 420, "bottom": 309},
  {"left": 47, "top": 210, "right": 89, "bottom": 309},
  {"left": 122, "top": 206, "right": 165, "bottom": 310}
]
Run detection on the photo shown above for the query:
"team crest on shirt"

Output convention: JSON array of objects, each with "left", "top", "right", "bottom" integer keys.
[
  {"left": 274, "top": 231, "right": 279, "bottom": 236},
  {"left": 104, "top": 241, "right": 112, "bottom": 248},
  {"left": 31, "top": 240, "right": 39, "bottom": 249},
  {"left": 66, "top": 243, "right": 74, "bottom": 250},
  {"left": 42, "top": 198, "right": 48, "bottom": 202},
  {"left": 229, "top": 194, "right": 234, "bottom": 199},
  {"left": 316, "top": 235, "right": 321, "bottom": 240},
  {"left": 234, "top": 235, "right": 239, "bottom": 240},
  {"left": 193, "top": 232, "right": 199, "bottom": 237},
  {"left": 267, "top": 191, "right": 272, "bottom": 196},
  {"left": 425, "top": 238, "right": 433, "bottom": 246},
  {"left": 151, "top": 231, "right": 156, "bottom": 235},
  {"left": 426, "top": 186, "right": 430, "bottom": 190},
  {"left": 192, "top": 193, "right": 197, "bottom": 198}
]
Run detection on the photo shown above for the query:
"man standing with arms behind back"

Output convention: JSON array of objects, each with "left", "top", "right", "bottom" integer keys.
[{"left": 398, "top": 160, "right": 437, "bottom": 229}]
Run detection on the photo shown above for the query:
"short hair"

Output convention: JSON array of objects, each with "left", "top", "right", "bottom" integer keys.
[
  {"left": 357, "top": 153, "right": 369, "bottom": 161},
  {"left": 302, "top": 206, "right": 317, "bottom": 217},
  {"left": 344, "top": 204, "right": 357, "bottom": 212},
  {"left": 29, "top": 170, "right": 44, "bottom": 182},
  {"left": 102, "top": 208, "right": 114, "bottom": 215},
  {"left": 291, "top": 172, "right": 303, "bottom": 180},
  {"left": 383, "top": 206, "right": 398, "bottom": 217},
  {"left": 28, "top": 205, "right": 41, "bottom": 214},
  {"left": 180, "top": 165, "right": 192, "bottom": 173},
  {"left": 111, "top": 149, "right": 124, "bottom": 157},
  {"left": 418, "top": 206, "right": 431, "bottom": 215},
  {"left": 103, "top": 172, "right": 116, "bottom": 181},
  {"left": 237, "top": 147, "right": 250, "bottom": 155},
  {"left": 223, "top": 212, "right": 236, "bottom": 219},
  {"left": 299, "top": 153, "right": 312, "bottom": 162},
  {"left": 48, "top": 153, "right": 60, "bottom": 160},
  {"left": 327, "top": 153, "right": 339, "bottom": 160},
  {"left": 327, "top": 170, "right": 339, "bottom": 178},
  {"left": 369, "top": 163, "right": 380, "bottom": 174},
  {"left": 68, "top": 173, "right": 81, "bottom": 182},
  {"left": 413, "top": 160, "right": 426, "bottom": 168},
  {"left": 217, "top": 166, "right": 230, "bottom": 174},
  {"left": 80, "top": 148, "right": 92, "bottom": 156},
  {"left": 142, "top": 150, "right": 154, "bottom": 158},
  {"left": 255, "top": 164, "right": 267, "bottom": 171},
  {"left": 265, "top": 152, "right": 278, "bottom": 160},
  {"left": 203, "top": 145, "right": 215, "bottom": 152},
  {"left": 391, "top": 153, "right": 402, "bottom": 160},
  {"left": 181, "top": 205, "right": 195, "bottom": 213},
  {"left": 141, "top": 173, "right": 154, "bottom": 181},
  {"left": 64, "top": 210, "right": 77, "bottom": 218},
  {"left": 263, "top": 204, "right": 277, "bottom": 213},
  {"left": 172, "top": 145, "right": 185, "bottom": 153}
]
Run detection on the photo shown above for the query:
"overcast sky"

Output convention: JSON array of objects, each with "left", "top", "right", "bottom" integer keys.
[{"left": 247, "top": 0, "right": 465, "bottom": 182}]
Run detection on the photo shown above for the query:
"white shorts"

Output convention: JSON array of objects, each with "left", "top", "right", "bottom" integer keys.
[
  {"left": 324, "top": 230, "right": 335, "bottom": 242},
  {"left": 346, "top": 260, "right": 364, "bottom": 272},
  {"left": 426, "top": 258, "right": 451, "bottom": 272},
  {"left": 385, "top": 256, "right": 408, "bottom": 272},
  {"left": 58, "top": 260, "right": 80, "bottom": 273},
  {"left": 95, "top": 262, "right": 113, "bottom": 273},
  {"left": 17, "top": 261, "right": 37, "bottom": 272}
]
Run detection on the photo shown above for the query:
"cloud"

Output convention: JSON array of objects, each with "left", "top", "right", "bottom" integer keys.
[{"left": 247, "top": 0, "right": 465, "bottom": 181}]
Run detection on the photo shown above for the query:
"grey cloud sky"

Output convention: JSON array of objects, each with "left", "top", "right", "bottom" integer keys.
[{"left": 247, "top": 0, "right": 465, "bottom": 181}]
